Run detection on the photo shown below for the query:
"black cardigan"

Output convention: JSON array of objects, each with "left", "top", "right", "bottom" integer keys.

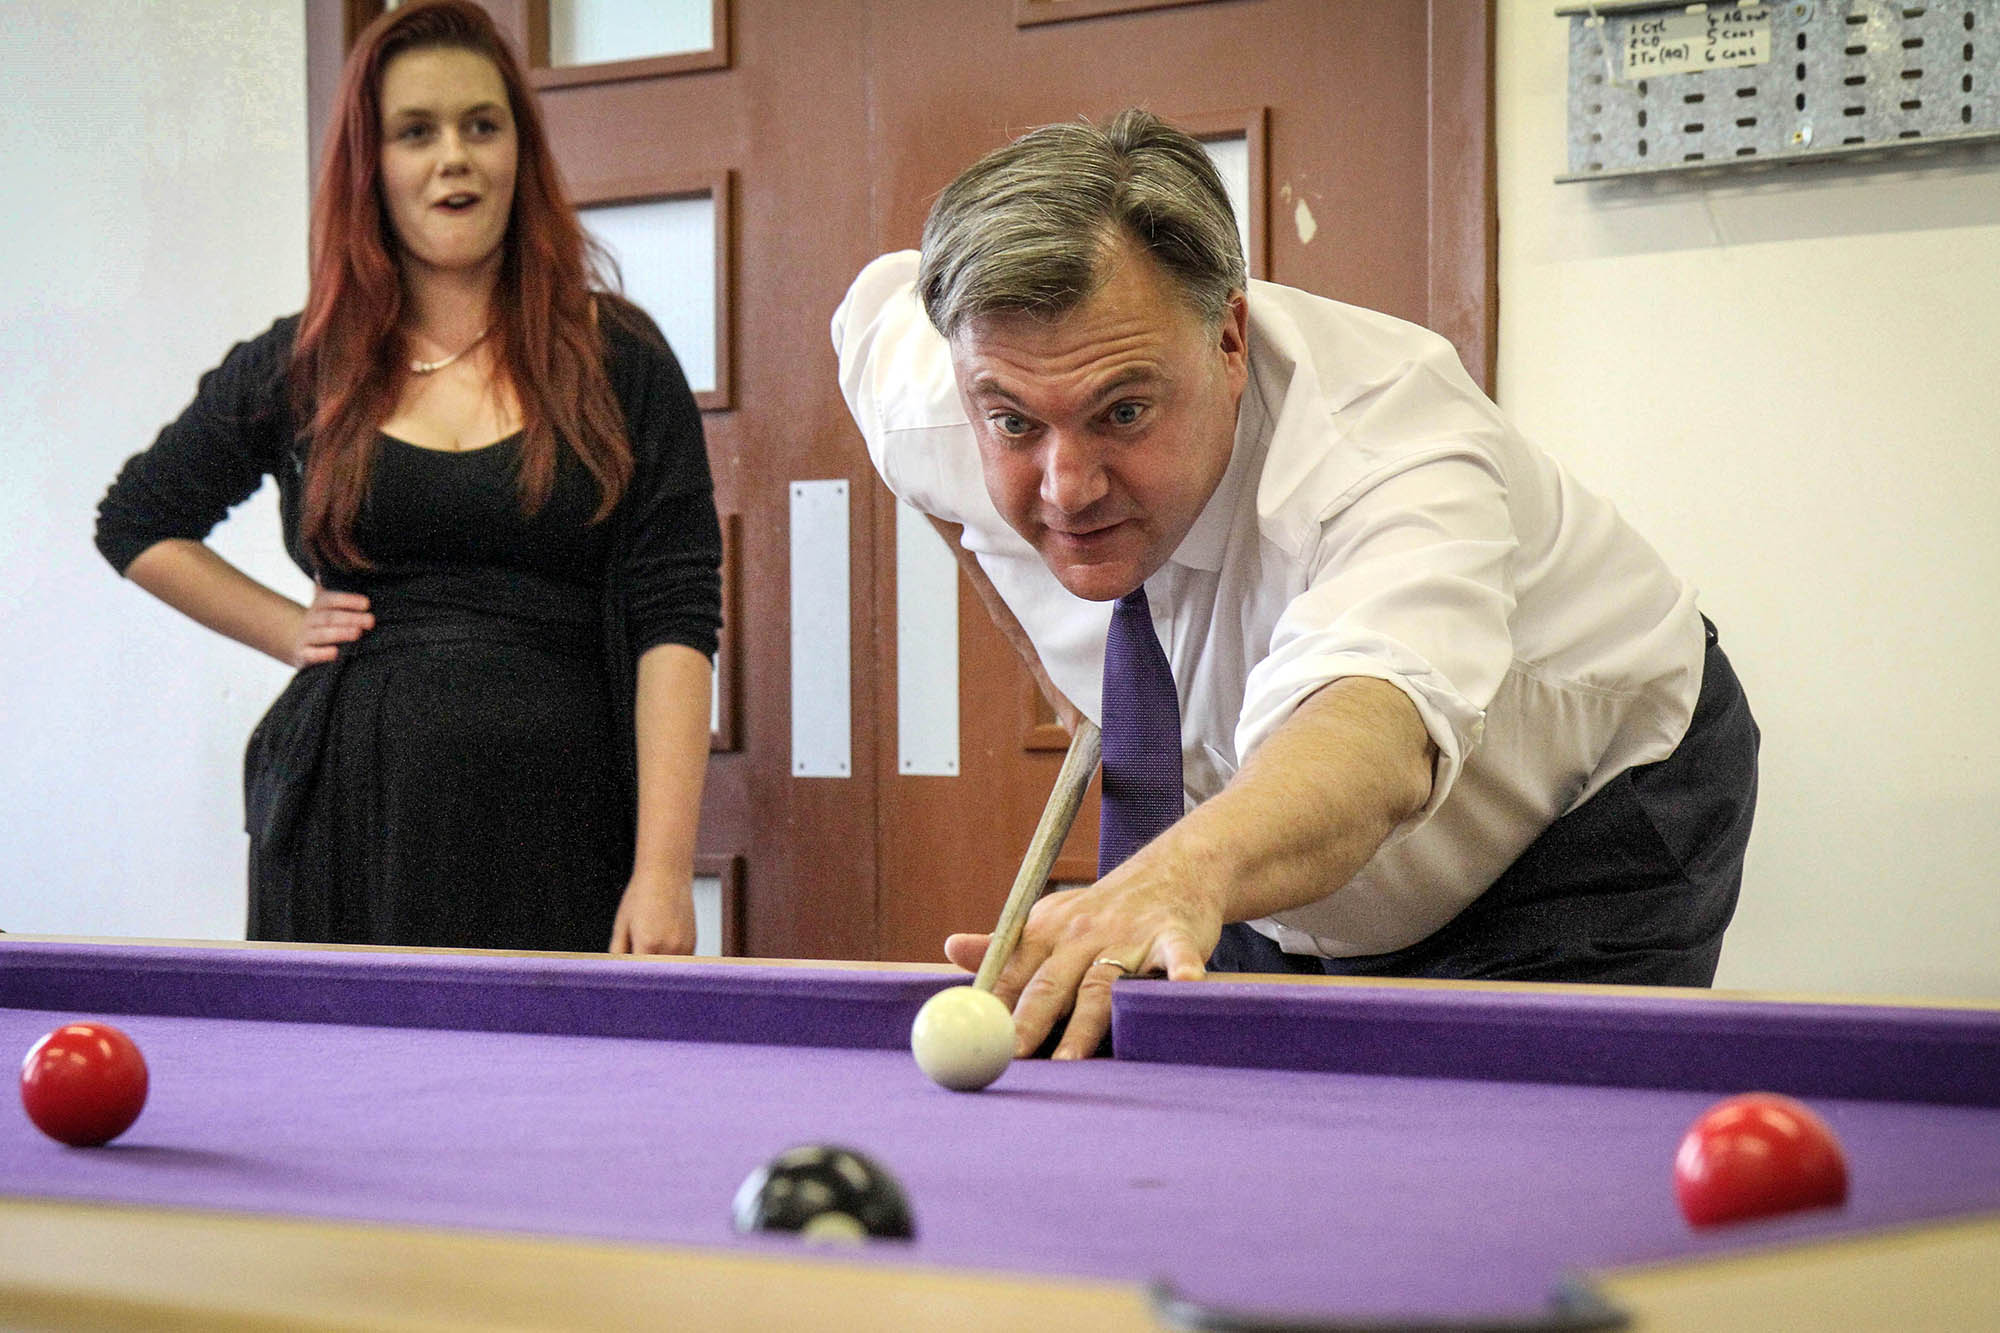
[{"left": 96, "top": 301, "right": 722, "bottom": 812}]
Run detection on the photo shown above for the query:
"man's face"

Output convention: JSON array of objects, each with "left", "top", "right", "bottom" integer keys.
[{"left": 948, "top": 239, "right": 1248, "bottom": 603}]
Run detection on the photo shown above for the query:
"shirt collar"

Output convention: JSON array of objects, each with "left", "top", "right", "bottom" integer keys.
[{"left": 1167, "top": 367, "right": 1270, "bottom": 574}]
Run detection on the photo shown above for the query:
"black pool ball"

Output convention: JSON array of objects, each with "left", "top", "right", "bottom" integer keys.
[{"left": 732, "top": 1144, "right": 915, "bottom": 1242}]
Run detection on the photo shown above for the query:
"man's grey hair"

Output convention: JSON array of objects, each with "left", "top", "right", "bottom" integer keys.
[{"left": 917, "top": 108, "right": 1246, "bottom": 340}]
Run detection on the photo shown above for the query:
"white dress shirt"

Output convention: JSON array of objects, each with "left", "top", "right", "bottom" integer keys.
[{"left": 834, "top": 251, "right": 1705, "bottom": 958}]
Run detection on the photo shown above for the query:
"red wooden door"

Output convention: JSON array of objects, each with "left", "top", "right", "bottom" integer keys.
[{"left": 307, "top": 0, "right": 1494, "bottom": 963}]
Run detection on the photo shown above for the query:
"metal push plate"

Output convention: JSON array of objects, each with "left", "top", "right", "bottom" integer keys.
[
  {"left": 1559, "top": 1, "right": 2000, "bottom": 181},
  {"left": 790, "top": 480, "right": 852, "bottom": 779}
]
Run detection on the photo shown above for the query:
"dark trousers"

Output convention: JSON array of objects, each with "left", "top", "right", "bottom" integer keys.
[{"left": 1210, "top": 620, "right": 1759, "bottom": 988}]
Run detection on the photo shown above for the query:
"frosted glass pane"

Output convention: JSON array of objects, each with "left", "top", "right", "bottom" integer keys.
[
  {"left": 582, "top": 196, "right": 717, "bottom": 394},
  {"left": 549, "top": 0, "right": 712, "bottom": 67},
  {"left": 692, "top": 872, "right": 723, "bottom": 955},
  {"left": 1199, "top": 134, "right": 1252, "bottom": 271}
]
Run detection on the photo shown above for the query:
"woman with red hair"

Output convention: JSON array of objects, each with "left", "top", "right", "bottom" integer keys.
[{"left": 95, "top": 1, "right": 720, "bottom": 954}]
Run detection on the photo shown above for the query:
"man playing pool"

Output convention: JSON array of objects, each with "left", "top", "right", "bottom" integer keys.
[{"left": 833, "top": 110, "right": 1758, "bottom": 1059}]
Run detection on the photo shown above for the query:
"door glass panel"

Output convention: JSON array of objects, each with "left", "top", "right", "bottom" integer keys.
[
  {"left": 548, "top": 0, "right": 713, "bottom": 67},
  {"left": 581, "top": 195, "right": 717, "bottom": 394},
  {"left": 1198, "top": 133, "right": 1252, "bottom": 273}
]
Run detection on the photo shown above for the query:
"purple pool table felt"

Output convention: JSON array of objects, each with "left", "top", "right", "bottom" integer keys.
[{"left": 4, "top": 943, "right": 1999, "bottom": 1322}]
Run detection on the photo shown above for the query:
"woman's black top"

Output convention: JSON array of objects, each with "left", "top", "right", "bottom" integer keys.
[{"left": 95, "top": 305, "right": 721, "bottom": 951}]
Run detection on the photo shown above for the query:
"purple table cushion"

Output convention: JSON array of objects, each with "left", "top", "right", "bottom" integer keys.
[
  {"left": 1112, "top": 978, "right": 2000, "bottom": 1106},
  {"left": 0, "top": 942, "right": 959, "bottom": 1048}
]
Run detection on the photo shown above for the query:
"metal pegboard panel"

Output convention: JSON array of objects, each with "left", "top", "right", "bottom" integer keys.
[{"left": 1558, "top": 1, "right": 2000, "bottom": 181}]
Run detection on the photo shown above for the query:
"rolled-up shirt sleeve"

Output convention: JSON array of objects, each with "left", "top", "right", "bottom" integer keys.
[
  {"left": 1238, "top": 447, "right": 1518, "bottom": 837},
  {"left": 95, "top": 318, "right": 296, "bottom": 575}
]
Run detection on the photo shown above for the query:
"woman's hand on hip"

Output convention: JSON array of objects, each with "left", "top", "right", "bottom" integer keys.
[{"left": 289, "top": 585, "right": 373, "bottom": 668}]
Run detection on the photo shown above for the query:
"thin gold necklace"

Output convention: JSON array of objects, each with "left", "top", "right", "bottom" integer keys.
[{"left": 408, "top": 326, "right": 491, "bottom": 375}]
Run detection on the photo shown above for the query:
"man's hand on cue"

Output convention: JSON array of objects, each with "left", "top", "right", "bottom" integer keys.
[{"left": 943, "top": 837, "right": 1221, "bottom": 1060}]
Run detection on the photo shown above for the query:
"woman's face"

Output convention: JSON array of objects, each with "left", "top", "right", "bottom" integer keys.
[{"left": 376, "top": 46, "right": 518, "bottom": 280}]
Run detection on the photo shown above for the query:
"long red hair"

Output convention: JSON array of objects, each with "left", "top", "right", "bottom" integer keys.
[{"left": 292, "top": 0, "right": 632, "bottom": 570}]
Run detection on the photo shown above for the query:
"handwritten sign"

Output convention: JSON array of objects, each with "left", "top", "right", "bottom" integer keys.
[{"left": 1623, "top": 5, "right": 1773, "bottom": 79}]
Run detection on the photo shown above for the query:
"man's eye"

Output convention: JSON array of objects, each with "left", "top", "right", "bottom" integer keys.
[
  {"left": 991, "top": 413, "right": 1032, "bottom": 437},
  {"left": 1108, "top": 402, "right": 1145, "bottom": 427}
]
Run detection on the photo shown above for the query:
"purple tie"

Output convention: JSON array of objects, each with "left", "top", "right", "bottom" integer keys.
[{"left": 1098, "top": 587, "right": 1183, "bottom": 875}]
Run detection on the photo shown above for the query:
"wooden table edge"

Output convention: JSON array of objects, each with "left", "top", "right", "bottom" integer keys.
[{"left": 0, "top": 1195, "right": 1994, "bottom": 1331}]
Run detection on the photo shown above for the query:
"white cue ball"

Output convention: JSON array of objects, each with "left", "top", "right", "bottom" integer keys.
[{"left": 910, "top": 985, "right": 1016, "bottom": 1091}]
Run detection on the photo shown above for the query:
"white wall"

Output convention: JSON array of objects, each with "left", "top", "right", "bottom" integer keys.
[
  {"left": 0, "top": 1, "right": 309, "bottom": 938},
  {"left": 1497, "top": 2, "right": 2000, "bottom": 999}
]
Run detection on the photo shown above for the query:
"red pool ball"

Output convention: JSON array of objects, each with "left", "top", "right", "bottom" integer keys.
[
  {"left": 19, "top": 1022, "right": 149, "bottom": 1147},
  {"left": 1674, "top": 1092, "right": 1848, "bottom": 1227}
]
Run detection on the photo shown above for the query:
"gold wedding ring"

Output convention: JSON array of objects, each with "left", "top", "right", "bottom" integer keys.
[{"left": 1092, "top": 957, "right": 1133, "bottom": 975}]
